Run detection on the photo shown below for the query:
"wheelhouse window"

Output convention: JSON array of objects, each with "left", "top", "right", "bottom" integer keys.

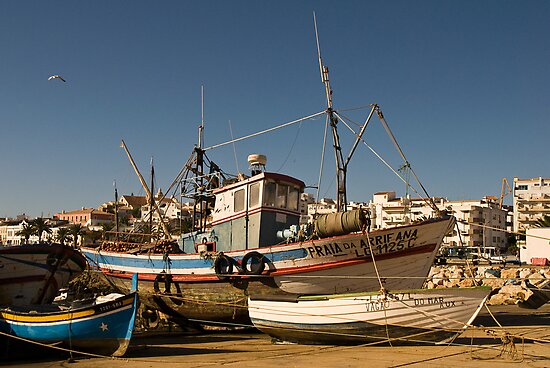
[
  {"left": 288, "top": 187, "right": 299, "bottom": 211},
  {"left": 264, "top": 181, "right": 276, "bottom": 207},
  {"left": 276, "top": 184, "right": 288, "bottom": 208},
  {"left": 234, "top": 189, "right": 245, "bottom": 212},
  {"left": 249, "top": 182, "right": 260, "bottom": 207}
]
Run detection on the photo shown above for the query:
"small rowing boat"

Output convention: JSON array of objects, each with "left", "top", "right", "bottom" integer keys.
[
  {"left": 0, "top": 273, "right": 138, "bottom": 357},
  {"left": 248, "top": 287, "right": 491, "bottom": 345}
]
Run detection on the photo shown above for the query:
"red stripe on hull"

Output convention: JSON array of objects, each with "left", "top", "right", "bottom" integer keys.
[{"left": 100, "top": 243, "right": 436, "bottom": 283}]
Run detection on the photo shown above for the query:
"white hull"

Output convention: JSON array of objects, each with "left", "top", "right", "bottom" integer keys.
[
  {"left": 0, "top": 244, "right": 87, "bottom": 306},
  {"left": 248, "top": 287, "right": 490, "bottom": 344},
  {"left": 274, "top": 247, "right": 437, "bottom": 294}
]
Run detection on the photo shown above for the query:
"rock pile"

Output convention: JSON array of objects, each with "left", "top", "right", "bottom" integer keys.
[{"left": 425, "top": 264, "right": 550, "bottom": 306}]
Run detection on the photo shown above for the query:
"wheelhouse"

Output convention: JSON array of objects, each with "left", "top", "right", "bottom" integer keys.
[{"left": 211, "top": 172, "right": 304, "bottom": 251}]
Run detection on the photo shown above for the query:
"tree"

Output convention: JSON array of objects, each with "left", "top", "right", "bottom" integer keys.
[
  {"left": 131, "top": 207, "right": 141, "bottom": 219},
  {"left": 55, "top": 227, "right": 71, "bottom": 245},
  {"left": 119, "top": 215, "right": 130, "bottom": 226},
  {"left": 31, "top": 218, "right": 52, "bottom": 243},
  {"left": 15, "top": 222, "right": 34, "bottom": 244},
  {"left": 533, "top": 215, "right": 550, "bottom": 228},
  {"left": 101, "top": 222, "right": 115, "bottom": 240},
  {"left": 86, "top": 230, "right": 102, "bottom": 244},
  {"left": 68, "top": 223, "right": 85, "bottom": 247}
]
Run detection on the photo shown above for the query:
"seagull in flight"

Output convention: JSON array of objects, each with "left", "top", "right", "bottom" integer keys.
[{"left": 48, "top": 75, "right": 66, "bottom": 82}]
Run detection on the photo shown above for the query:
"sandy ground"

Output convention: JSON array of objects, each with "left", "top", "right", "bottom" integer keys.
[{"left": 2, "top": 304, "right": 548, "bottom": 368}]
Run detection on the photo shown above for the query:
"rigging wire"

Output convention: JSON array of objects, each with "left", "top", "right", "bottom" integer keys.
[
  {"left": 316, "top": 114, "right": 330, "bottom": 206},
  {"left": 277, "top": 121, "right": 303, "bottom": 172},
  {"left": 204, "top": 111, "right": 325, "bottom": 151},
  {"left": 333, "top": 111, "right": 437, "bottom": 210},
  {"left": 228, "top": 120, "right": 241, "bottom": 174}
]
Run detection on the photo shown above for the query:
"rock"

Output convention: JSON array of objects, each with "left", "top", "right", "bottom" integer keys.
[
  {"left": 425, "top": 281, "right": 436, "bottom": 289},
  {"left": 428, "top": 266, "right": 440, "bottom": 278},
  {"left": 476, "top": 266, "right": 490, "bottom": 276},
  {"left": 528, "top": 272, "right": 546, "bottom": 286},
  {"left": 432, "top": 275, "right": 446, "bottom": 286},
  {"left": 444, "top": 279, "right": 460, "bottom": 288},
  {"left": 519, "top": 268, "right": 533, "bottom": 280},
  {"left": 448, "top": 265, "right": 461, "bottom": 274},
  {"left": 500, "top": 268, "right": 519, "bottom": 280},
  {"left": 459, "top": 278, "right": 477, "bottom": 288},
  {"left": 482, "top": 277, "right": 504, "bottom": 289},
  {"left": 486, "top": 283, "right": 534, "bottom": 305},
  {"left": 487, "top": 293, "right": 519, "bottom": 305}
]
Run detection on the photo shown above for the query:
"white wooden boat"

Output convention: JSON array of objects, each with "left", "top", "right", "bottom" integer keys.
[
  {"left": 0, "top": 243, "right": 87, "bottom": 306},
  {"left": 248, "top": 287, "right": 491, "bottom": 345}
]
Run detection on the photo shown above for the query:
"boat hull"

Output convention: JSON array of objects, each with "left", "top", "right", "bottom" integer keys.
[
  {"left": 0, "top": 292, "right": 138, "bottom": 357},
  {"left": 0, "top": 244, "right": 88, "bottom": 306},
  {"left": 81, "top": 216, "right": 454, "bottom": 325},
  {"left": 248, "top": 287, "right": 491, "bottom": 345}
]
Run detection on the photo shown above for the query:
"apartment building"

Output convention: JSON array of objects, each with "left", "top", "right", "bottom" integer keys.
[
  {"left": 513, "top": 177, "right": 550, "bottom": 232},
  {"left": 54, "top": 208, "right": 114, "bottom": 227},
  {"left": 441, "top": 198, "right": 508, "bottom": 249},
  {"left": 366, "top": 192, "right": 507, "bottom": 249}
]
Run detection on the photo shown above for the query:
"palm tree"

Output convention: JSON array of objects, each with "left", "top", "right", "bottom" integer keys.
[
  {"left": 31, "top": 218, "right": 52, "bottom": 243},
  {"left": 68, "top": 223, "right": 85, "bottom": 247},
  {"left": 55, "top": 227, "right": 71, "bottom": 245},
  {"left": 533, "top": 215, "right": 550, "bottom": 228},
  {"left": 86, "top": 230, "right": 102, "bottom": 244},
  {"left": 15, "top": 222, "right": 34, "bottom": 244}
]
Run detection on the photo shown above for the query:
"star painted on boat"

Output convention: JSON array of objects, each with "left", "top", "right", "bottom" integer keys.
[{"left": 99, "top": 322, "right": 109, "bottom": 332}]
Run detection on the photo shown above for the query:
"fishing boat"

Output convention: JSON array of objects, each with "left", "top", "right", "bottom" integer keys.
[
  {"left": 0, "top": 273, "right": 138, "bottom": 357},
  {"left": 80, "top": 21, "right": 455, "bottom": 326},
  {"left": 0, "top": 243, "right": 87, "bottom": 306},
  {"left": 248, "top": 287, "right": 491, "bottom": 345}
]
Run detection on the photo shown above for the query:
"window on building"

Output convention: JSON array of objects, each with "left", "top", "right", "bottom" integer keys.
[
  {"left": 516, "top": 185, "right": 528, "bottom": 190},
  {"left": 249, "top": 182, "right": 260, "bottom": 207},
  {"left": 234, "top": 189, "right": 245, "bottom": 212},
  {"left": 264, "top": 181, "right": 276, "bottom": 207},
  {"left": 276, "top": 184, "right": 288, "bottom": 208}
]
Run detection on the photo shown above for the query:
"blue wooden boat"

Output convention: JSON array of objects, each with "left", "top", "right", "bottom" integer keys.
[{"left": 0, "top": 274, "right": 138, "bottom": 357}]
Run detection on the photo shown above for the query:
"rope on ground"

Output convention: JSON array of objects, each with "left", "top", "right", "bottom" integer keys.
[{"left": 0, "top": 330, "right": 122, "bottom": 361}]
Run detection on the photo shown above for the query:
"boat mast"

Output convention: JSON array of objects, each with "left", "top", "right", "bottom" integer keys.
[
  {"left": 114, "top": 180, "right": 119, "bottom": 242},
  {"left": 193, "top": 86, "right": 206, "bottom": 233},
  {"left": 120, "top": 140, "right": 171, "bottom": 239},
  {"left": 314, "top": 14, "right": 347, "bottom": 212},
  {"left": 149, "top": 157, "right": 155, "bottom": 237}
]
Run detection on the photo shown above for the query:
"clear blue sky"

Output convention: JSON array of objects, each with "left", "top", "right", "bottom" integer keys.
[{"left": 1, "top": 1, "right": 549, "bottom": 218}]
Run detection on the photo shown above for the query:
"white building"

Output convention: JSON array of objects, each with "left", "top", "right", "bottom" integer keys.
[
  {"left": 368, "top": 192, "right": 440, "bottom": 229},
  {"left": 0, "top": 219, "right": 69, "bottom": 245},
  {"left": 513, "top": 177, "right": 550, "bottom": 233},
  {"left": 367, "top": 192, "right": 508, "bottom": 249},
  {"left": 441, "top": 198, "right": 508, "bottom": 249},
  {"left": 140, "top": 196, "right": 191, "bottom": 223},
  {"left": 522, "top": 228, "right": 550, "bottom": 265},
  {"left": 299, "top": 193, "right": 316, "bottom": 224}
]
